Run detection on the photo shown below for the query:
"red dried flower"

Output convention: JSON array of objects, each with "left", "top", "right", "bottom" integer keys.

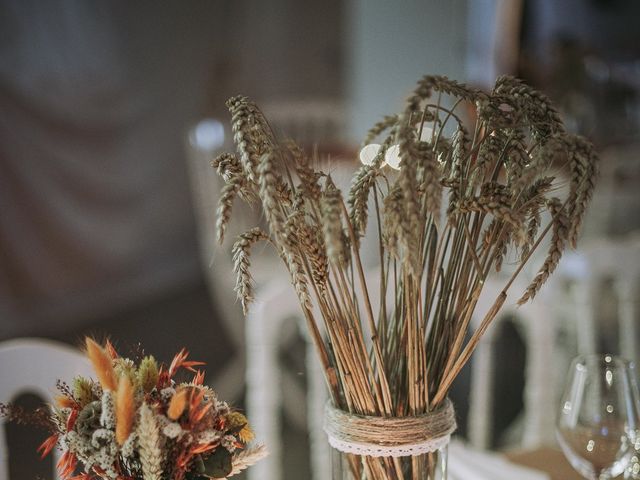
[
  {"left": 56, "top": 451, "right": 77, "bottom": 479},
  {"left": 37, "top": 434, "right": 59, "bottom": 459}
]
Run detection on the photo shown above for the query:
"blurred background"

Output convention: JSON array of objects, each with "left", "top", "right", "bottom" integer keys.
[{"left": 1, "top": 0, "right": 639, "bottom": 479}]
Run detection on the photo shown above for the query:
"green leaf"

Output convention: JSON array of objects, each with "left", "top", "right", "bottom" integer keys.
[
  {"left": 193, "top": 455, "right": 206, "bottom": 474},
  {"left": 185, "top": 473, "right": 208, "bottom": 480},
  {"left": 202, "top": 448, "right": 233, "bottom": 478}
]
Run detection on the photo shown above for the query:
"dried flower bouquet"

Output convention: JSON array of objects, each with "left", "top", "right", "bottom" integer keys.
[
  {"left": 1, "top": 338, "right": 266, "bottom": 480},
  {"left": 214, "top": 75, "right": 598, "bottom": 478}
]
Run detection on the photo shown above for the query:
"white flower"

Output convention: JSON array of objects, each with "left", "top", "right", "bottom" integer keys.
[
  {"left": 198, "top": 429, "right": 222, "bottom": 443},
  {"left": 100, "top": 391, "right": 115, "bottom": 429},
  {"left": 359, "top": 143, "right": 381, "bottom": 166},
  {"left": 91, "top": 428, "right": 115, "bottom": 449},
  {"left": 384, "top": 144, "right": 401, "bottom": 170},
  {"left": 121, "top": 432, "right": 137, "bottom": 458},
  {"left": 160, "top": 387, "right": 176, "bottom": 401},
  {"left": 162, "top": 421, "right": 183, "bottom": 439},
  {"left": 419, "top": 125, "right": 434, "bottom": 142},
  {"left": 222, "top": 434, "right": 238, "bottom": 452},
  {"left": 215, "top": 400, "right": 230, "bottom": 416}
]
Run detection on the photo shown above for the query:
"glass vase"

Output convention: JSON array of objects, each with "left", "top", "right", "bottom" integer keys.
[{"left": 331, "top": 445, "right": 448, "bottom": 480}]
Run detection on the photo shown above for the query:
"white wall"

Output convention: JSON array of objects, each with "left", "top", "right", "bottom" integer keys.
[{"left": 345, "top": 0, "right": 470, "bottom": 142}]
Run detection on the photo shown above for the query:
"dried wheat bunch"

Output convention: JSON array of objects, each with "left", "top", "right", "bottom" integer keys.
[{"left": 214, "top": 74, "right": 598, "bottom": 478}]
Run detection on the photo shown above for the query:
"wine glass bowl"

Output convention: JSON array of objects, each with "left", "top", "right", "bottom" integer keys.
[{"left": 556, "top": 354, "right": 640, "bottom": 479}]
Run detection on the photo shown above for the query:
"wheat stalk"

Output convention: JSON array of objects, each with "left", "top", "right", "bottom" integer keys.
[
  {"left": 227, "top": 445, "right": 269, "bottom": 477},
  {"left": 232, "top": 228, "right": 270, "bottom": 314}
]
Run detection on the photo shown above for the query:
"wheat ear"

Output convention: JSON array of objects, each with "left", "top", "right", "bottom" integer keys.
[{"left": 137, "top": 403, "right": 164, "bottom": 480}]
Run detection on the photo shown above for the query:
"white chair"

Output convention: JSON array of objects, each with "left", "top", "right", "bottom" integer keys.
[
  {"left": 468, "top": 234, "right": 640, "bottom": 450},
  {"left": 245, "top": 278, "right": 330, "bottom": 480},
  {"left": 185, "top": 100, "right": 346, "bottom": 404},
  {"left": 558, "top": 235, "right": 640, "bottom": 365},
  {"left": 0, "top": 338, "right": 93, "bottom": 480},
  {"left": 544, "top": 236, "right": 640, "bottom": 433},
  {"left": 468, "top": 273, "right": 555, "bottom": 450},
  {"left": 247, "top": 266, "right": 550, "bottom": 476},
  {"left": 186, "top": 110, "right": 348, "bottom": 480},
  {"left": 260, "top": 99, "right": 346, "bottom": 148},
  {"left": 185, "top": 118, "right": 255, "bottom": 402},
  {"left": 245, "top": 233, "right": 640, "bottom": 474}
]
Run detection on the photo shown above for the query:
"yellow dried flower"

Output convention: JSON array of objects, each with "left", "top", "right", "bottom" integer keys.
[
  {"left": 167, "top": 389, "right": 188, "bottom": 421},
  {"left": 114, "top": 358, "right": 137, "bottom": 384},
  {"left": 227, "top": 411, "right": 254, "bottom": 443},
  {"left": 72, "top": 376, "right": 94, "bottom": 407}
]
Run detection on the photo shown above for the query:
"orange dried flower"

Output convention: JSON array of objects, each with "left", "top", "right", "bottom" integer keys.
[
  {"left": 37, "top": 433, "right": 59, "bottom": 459},
  {"left": 55, "top": 394, "right": 76, "bottom": 409},
  {"left": 68, "top": 474, "right": 93, "bottom": 480},
  {"left": 115, "top": 376, "right": 135, "bottom": 445},
  {"left": 192, "top": 370, "right": 205, "bottom": 385},
  {"left": 168, "top": 348, "right": 205, "bottom": 377},
  {"left": 167, "top": 388, "right": 189, "bottom": 421},
  {"left": 105, "top": 339, "right": 119, "bottom": 359},
  {"left": 85, "top": 337, "right": 117, "bottom": 391},
  {"left": 191, "top": 443, "right": 216, "bottom": 454},
  {"left": 66, "top": 409, "right": 78, "bottom": 431},
  {"left": 56, "top": 450, "right": 77, "bottom": 479}
]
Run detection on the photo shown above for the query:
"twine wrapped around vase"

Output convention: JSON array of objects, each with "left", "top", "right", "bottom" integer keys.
[{"left": 323, "top": 398, "right": 456, "bottom": 458}]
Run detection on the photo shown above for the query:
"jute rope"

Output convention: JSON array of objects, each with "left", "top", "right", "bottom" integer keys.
[{"left": 323, "top": 398, "right": 456, "bottom": 458}]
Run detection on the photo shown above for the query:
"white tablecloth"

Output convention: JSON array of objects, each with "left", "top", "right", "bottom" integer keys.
[{"left": 448, "top": 441, "right": 550, "bottom": 480}]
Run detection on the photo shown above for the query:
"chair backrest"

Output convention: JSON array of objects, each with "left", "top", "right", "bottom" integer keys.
[
  {"left": 260, "top": 99, "right": 346, "bottom": 148},
  {"left": 468, "top": 272, "right": 555, "bottom": 450},
  {"left": 185, "top": 118, "right": 262, "bottom": 403},
  {"left": 468, "top": 234, "right": 640, "bottom": 450},
  {"left": 246, "top": 264, "right": 551, "bottom": 474},
  {"left": 0, "top": 338, "right": 93, "bottom": 480},
  {"left": 245, "top": 278, "right": 331, "bottom": 480},
  {"left": 559, "top": 235, "right": 640, "bottom": 364}
]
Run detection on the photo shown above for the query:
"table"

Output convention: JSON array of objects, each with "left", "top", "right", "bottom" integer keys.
[{"left": 507, "top": 447, "right": 624, "bottom": 480}]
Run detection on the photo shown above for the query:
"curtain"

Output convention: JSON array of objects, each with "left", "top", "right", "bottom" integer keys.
[{"left": 0, "top": 0, "right": 220, "bottom": 336}]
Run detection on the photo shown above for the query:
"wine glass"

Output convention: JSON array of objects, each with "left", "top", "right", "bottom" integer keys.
[{"left": 556, "top": 354, "right": 640, "bottom": 479}]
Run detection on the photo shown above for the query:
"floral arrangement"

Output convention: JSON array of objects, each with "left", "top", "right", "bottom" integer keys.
[
  {"left": 1, "top": 338, "right": 266, "bottom": 480},
  {"left": 213, "top": 74, "right": 598, "bottom": 478}
]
